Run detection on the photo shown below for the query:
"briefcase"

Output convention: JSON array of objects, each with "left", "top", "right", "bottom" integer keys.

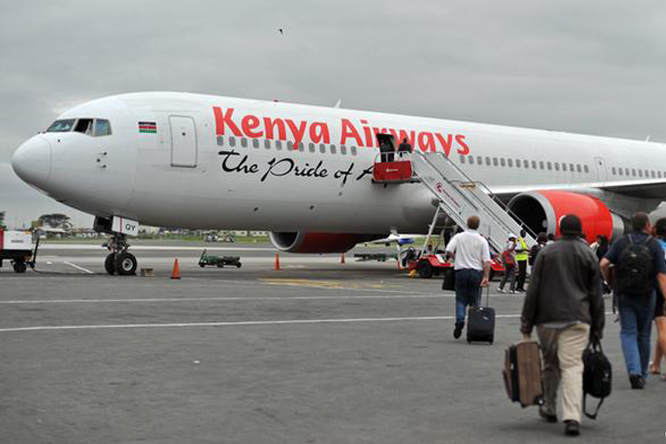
[{"left": 503, "top": 341, "right": 544, "bottom": 407}]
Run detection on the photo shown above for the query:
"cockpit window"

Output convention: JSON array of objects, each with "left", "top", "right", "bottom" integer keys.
[
  {"left": 46, "top": 119, "right": 76, "bottom": 132},
  {"left": 94, "top": 119, "right": 112, "bottom": 136},
  {"left": 74, "top": 118, "right": 94, "bottom": 135}
]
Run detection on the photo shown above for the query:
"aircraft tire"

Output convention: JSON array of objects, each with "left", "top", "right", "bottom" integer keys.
[
  {"left": 104, "top": 253, "right": 116, "bottom": 275},
  {"left": 115, "top": 252, "right": 137, "bottom": 276}
]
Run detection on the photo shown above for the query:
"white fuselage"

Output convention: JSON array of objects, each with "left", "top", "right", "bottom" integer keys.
[{"left": 11, "top": 92, "right": 666, "bottom": 234}]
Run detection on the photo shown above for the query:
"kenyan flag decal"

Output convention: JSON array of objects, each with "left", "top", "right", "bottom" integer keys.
[{"left": 138, "top": 121, "right": 157, "bottom": 134}]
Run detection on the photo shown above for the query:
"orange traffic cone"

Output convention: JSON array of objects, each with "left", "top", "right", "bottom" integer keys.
[
  {"left": 341, "top": 253, "right": 346, "bottom": 264},
  {"left": 171, "top": 258, "right": 181, "bottom": 280},
  {"left": 274, "top": 253, "right": 280, "bottom": 271}
]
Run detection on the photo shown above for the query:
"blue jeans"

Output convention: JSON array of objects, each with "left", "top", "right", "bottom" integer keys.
[
  {"left": 618, "top": 292, "right": 656, "bottom": 378},
  {"left": 455, "top": 269, "right": 482, "bottom": 325}
]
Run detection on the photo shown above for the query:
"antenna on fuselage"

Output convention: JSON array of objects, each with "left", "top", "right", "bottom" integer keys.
[{"left": 334, "top": 99, "right": 342, "bottom": 108}]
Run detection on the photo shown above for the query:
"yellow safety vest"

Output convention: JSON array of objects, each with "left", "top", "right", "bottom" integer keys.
[{"left": 516, "top": 237, "right": 528, "bottom": 261}]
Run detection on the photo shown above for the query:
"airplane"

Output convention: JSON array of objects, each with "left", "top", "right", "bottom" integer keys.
[{"left": 10, "top": 91, "right": 666, "bottom": 275}]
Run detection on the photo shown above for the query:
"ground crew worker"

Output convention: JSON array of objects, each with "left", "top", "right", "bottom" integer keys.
[
  {"left": 445, "top": 215, "right": 491, "bottom": 339},
  {"left": 515, "top": 229, "right": 529, "bottom": 292},
  {"left": 398, "top": 137, "right": 412, "bottom": 157}
]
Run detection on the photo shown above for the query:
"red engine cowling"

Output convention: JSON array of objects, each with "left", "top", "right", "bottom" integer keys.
[
  {"left": 507, "top": 191, "right": 625, "bottom": 242},
  {"left": 269, "top": 232, "right": 383, "bottom": 254}
]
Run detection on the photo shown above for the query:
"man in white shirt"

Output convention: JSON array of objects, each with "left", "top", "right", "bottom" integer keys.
[{"left": 445, "top": 216, "right": 492, "bottom": 339}]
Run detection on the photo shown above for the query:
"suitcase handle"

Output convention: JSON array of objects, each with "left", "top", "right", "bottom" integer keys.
[{"left": 478, "top": 284, "right": 490, "bottom": 308}]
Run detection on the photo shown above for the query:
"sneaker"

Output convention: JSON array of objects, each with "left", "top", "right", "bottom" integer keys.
[
  {"left": 509, "top": 290, "right": 517, "bottom": 294},
  {"left": 515, "top": 289, "right": 525, "bottom": 293},
  {"left": 564, "top": 420, "right": 580, "bottom": 436},
  {"left": 629, "top": 374, "right": 645, "bottom": 389},
  {"left": 497, "top": 288, "right": 506, "bottom": 293},
  {"left": 453, "top": 323, "right": 463, "bottom": 339},
  {"left": 539, "top": 408, "right": 557, "bottom": 423}
]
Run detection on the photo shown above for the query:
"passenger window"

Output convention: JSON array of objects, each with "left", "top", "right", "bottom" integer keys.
[
  {"left": 320, "top": 144, "right": 326, "bottom": 154},
  {"left": 625, "top": 168, "right": 630, "bottom": 176},
  {"left": 532, "top": 161, "right": 537, "bottom": 169},
  {"left": 584, "top": 165, "right": 589, "bottom": 173},
  {"left": 639, "top": 170, "right": 643, "bottom": 177},
  {"left": 276, "top": 140, "right": 282, "bottom": 150},
  {"left": 94, "top": 119, "right": 112, "bottom": 136},
  {"left": 562, "top": 163, "right": 567, "bottom": 172},
  {"left": 554, "top": 162, "right": 560, "bottom": 171},
  {"left": 287, "top": 141, "right": 293, "bottom": 150},
  {"left": 515, "top": 159, "right": 520, "bottom": 168},
  {"left": 351, "top": 146, "right": 357, "bottom": 156},
  {"left": 264, "top": 140, "right": 271, "bottom": 149},
  {"left": 493, "top": 158, "right": 498, "bottom": 167},
  {"left": 539, "top": 161, "right": 545, "bottom": 170},
  {"left": 524, "top": 159, "right": 529, "bottom": 168},
  {"left": 576, "top": 164, "right": 581, "bottom": 173},
  {"left": 299, "top": 143, "right": 304, "bottom": 152},
  {"left": 74, "top": 118, "right": 93, "bottom": 135},
  {"left": 46, "top": 119, "right": 76, "bottom": 132},
  {"left": 611, "top": 167, "right": 616, "bottom": 175},
  {"left": 477, "top": 156, "right": 482, "bottom": 165},
  {"left": 547, "top": 162, "right": 552, "bottom": 170},
  {"left": 252, "top": 139, "right": 259, "bottom": 148},
  {"left": 340, "top": 145, "right": 347, "bottom": 155},
  {"left": 569, "top": 163, "right": 574, "bottom": 172},
  {"left": 659, "top": 171, "right": 663, "bottom": 178},
  {"left": 632, "top": 168, "right": 636, "bottom": 176},
  {"left": 217, "top": 136, "right": 224, "bottom": 146},
  {"left": 618, "top": 168, "right": 623, "bottom": 176},
  {"left": 469, "top": 156, "right": 474, "bottom": 165},
  {"left": 309, "top": 143, "right": 315, "bottom": 153},
  {"left": 460, "top": 155, "right": 466, "bottom": 164},
  {"left": 500, "top": 158, "right": 505, "bottom": 167},
  {"left": 485, "top": 157, "right": 491, "bottom": 166},
  {"left": 651, "top": 171, "right": 655, "bottom": 178},
  {"left": 241, "top": 138, "right": 248, "bottom": 148},
  {"left": 330, "top": 144, "right": 337, "bottom": 154},
  {"left": 229, "top": 137, "right": 236, "bottom": 147},
  {"left": 507, "top": 159, "right": 513, "bottom": 167}
]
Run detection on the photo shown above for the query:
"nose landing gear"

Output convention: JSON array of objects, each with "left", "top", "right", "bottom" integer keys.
[{"left": 103, "top": 233, "right": 137, "bottom": 276}]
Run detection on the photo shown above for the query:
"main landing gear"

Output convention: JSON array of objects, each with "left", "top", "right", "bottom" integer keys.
[{"left": 103, "top": 233, "right": 137, "bottom": 276}]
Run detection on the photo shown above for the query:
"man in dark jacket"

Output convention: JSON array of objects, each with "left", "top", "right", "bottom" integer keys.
[{"left": 521, "top": 215, "right": 604, "bottom": 437}]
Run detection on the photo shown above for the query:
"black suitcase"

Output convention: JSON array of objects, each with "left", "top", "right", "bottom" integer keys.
[{"left": 467, "top": 287, "right": 495, "bottom": 344}]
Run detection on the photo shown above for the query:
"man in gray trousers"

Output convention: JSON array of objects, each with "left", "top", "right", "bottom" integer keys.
[{"left": 520, "top": 215, "right": 605, "bottom": 437}]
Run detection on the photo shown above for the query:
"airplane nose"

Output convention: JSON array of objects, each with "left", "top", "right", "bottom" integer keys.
[{"left": 11, "top": 135, "right": 52, "bottom": 190}]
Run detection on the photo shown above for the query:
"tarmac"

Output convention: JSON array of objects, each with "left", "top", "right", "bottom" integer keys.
[{"left": 0, "top": 241, "right": 664, "bottom": 443}]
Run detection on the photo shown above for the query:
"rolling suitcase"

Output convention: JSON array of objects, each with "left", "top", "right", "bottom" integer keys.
[
  {"left": 502, "top": 341, "right": 544, "bottom": 407},
  {"left": 466, "top": 286, "right": 495, "bottom": 344}
]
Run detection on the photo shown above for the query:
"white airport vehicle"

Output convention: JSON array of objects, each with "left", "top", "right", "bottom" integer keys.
[
  {"left": 10, "top": 92, "right": 666, "bottom": 274},
  {"left": 0, "top": 230, "right": 34, "bottom": 273}
]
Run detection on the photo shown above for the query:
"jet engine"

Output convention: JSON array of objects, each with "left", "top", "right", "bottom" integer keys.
[
  {"left": 507, "top": 190, "right": 625, "bottom": 241},
  {"left": 269, "top": 232, "right": 383, "bottom": 254}
]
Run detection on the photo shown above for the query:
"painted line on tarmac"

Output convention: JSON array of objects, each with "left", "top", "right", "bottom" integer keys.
[
  {"left": 0, "top": 314, "right": 524, "bottom": 333},
  {"left": 0, "top": 294, "right": 450, "bottom": 304},
  {"left": 62, "top": 261, "right": 94, "bottom": 274},
  {"left": 39, "top": 244, "right": 277, "bottom": 251}
]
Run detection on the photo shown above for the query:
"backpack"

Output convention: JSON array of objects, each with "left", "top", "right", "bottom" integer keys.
[
  {"left": 582, "top": 340, "right": 612, "bottom": 420},
  {"left": 615, "top": 235, "right": 655, "bottom": 297}
]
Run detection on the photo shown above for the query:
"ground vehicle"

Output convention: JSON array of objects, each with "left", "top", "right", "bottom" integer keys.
[
  {"left": 0, "top": 230, "right": 35, "bottom": 273},
  {"left": 405, "top": 249, "right": 504, "bottom": 279},
  {"left": 198, "top": 250, "right": 242, "bottom": 268}
]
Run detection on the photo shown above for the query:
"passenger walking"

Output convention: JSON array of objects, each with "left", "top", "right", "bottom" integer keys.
[
  {"left": 445, "top": 216, "right": 491, "bottom": 339},
  {"left": 649, "top": 218, "right": 666, "bottom": 379},
  {"left": 521, "top": 215, "right": 605, "bottom": 437},
  {"left": 546, "top": 233, "right": 555, "bottom": 245},
  {"left": 600, "top": 212, "right": 666, "bottom": 388},
  {"left": 498, "top": 234, "right": 517, "bottom": 294},
  {"left": 515, "top": 229, "right": 529, "bottom": 292},
  {"left": 595, "top": 235, "right": 609, "bottom": 262},
  {"left": 529, "top": 232, "right": 547, "bottom": 267}
]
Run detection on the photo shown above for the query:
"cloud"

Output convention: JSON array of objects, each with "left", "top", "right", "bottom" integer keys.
[{"left": 2, "top": 1, "right": 666, "bottom": 226}]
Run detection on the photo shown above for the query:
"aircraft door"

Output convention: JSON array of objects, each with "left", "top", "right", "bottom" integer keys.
[
  {"left": 169, "top": 115, "right": 197, "bottom": 167},
  {"left": 594, "top": 157, "right": 607, "bottom": 184}
]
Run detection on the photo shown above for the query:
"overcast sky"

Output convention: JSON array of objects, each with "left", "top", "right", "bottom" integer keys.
[{"left": 2, "top": 1, "right": 666, "bottom": 228}]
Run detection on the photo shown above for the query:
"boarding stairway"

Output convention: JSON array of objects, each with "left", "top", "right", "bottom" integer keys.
[{"left": 373, "top": 150, "right": 536, "bottom": 253}]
